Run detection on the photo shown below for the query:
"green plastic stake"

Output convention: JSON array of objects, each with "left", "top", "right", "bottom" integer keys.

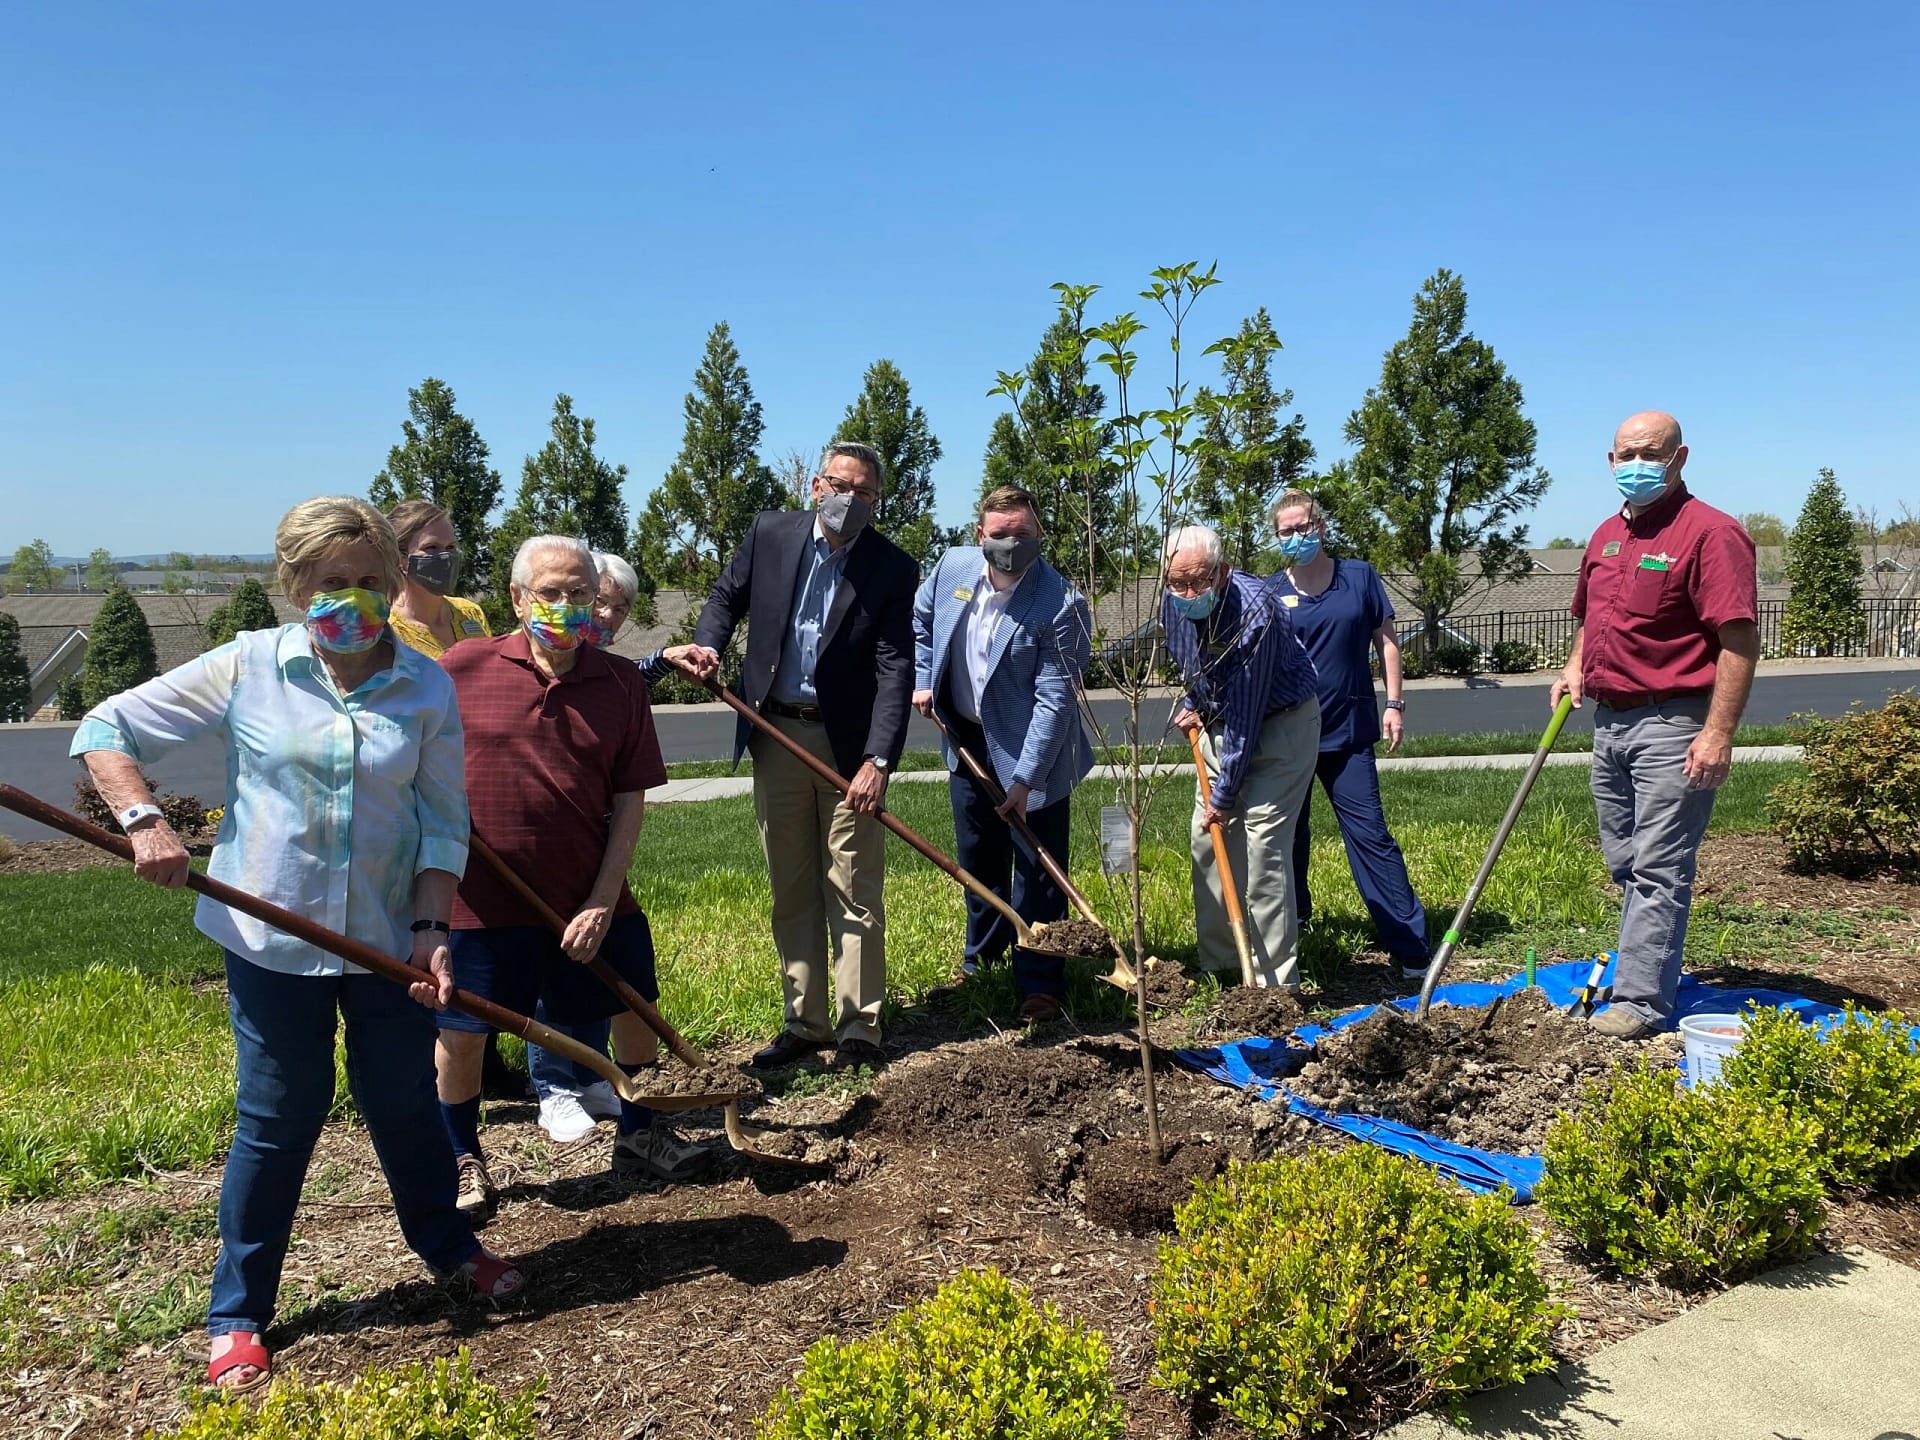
[{"left": 1524, "top": 946, "right": 1537, "bottom": 988}]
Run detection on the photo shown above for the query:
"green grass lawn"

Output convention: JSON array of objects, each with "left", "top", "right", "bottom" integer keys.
[{"left": 0, "top": 761, "right": 1805, "bottom": 1200}]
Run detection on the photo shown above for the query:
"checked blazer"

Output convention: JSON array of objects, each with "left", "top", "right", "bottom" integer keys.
[{"left": 912, "top": 547, "right": 1093, "bottom": 812}]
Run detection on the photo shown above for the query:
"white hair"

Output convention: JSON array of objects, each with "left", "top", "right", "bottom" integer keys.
[
  {"left": 1164, "top": 525, "right": 1223, "bottom": 568},
  {"left": 511, "top": 535, "right": 595, "bottom": 590},
  {"left": 593, "top": 551, "right": 641, "bottom": 603}
]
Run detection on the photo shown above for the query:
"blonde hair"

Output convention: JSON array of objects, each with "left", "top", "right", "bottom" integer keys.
[
  {"left": 386, "top": 498, "right": 453, "bottom": 555},
  {"left": 275, "top": 496, "right": 403, "bottom": 605},
  {"left": 1271, "top": 488, "right": 1324, "bottom": 531}
]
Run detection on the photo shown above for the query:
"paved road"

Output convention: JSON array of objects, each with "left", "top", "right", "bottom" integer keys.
[{"left": 2, "top": 664, "right": 1910, "bottom": 842}]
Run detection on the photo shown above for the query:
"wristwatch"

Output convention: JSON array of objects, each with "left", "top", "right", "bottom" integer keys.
[
  {"left": 117, "top": 802, "right": 164, "bottom": 832},
  {"left": 868, "top": 756, "right": 890, "bottom": 772},
  {"left": 1384, "top": 699, "right": 1406, "bottom": 712}
]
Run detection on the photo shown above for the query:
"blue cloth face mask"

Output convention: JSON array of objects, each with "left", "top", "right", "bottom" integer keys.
[
  {"left": 1168, "top": 588, "right": 1219, "bottom": 621},
  {"left": 1278, "top": 532, "right": 1322, "bottom": 564},
  {"left": 1614, "top": 460, "right": 1670, "bottom": 506}
]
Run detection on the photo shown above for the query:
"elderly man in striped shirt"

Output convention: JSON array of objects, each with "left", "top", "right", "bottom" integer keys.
[{"left": 1163, "top": 524, "right": 1322, "bottom": 990}]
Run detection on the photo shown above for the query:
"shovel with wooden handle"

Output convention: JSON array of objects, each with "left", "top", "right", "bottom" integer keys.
[
  {"left": 464, "top": 834, "right": 821, "bottom": 1169},
  {"left": 0, "top": 783, "right": 695, "bottom": 1108},
  {"left": 929, "top": 714, "right": 1135, "bottom": 990},
  {"left": 706, "top": 681, "right": 1093, "bottom": 961},
  {"left": 1187, "top": 730, "right": 1258, "bottom": 988}
]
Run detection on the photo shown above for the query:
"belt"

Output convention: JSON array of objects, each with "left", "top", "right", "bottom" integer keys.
[
  {"left": 764, "top": 698, "right": 824, "bottom": 723},
  {"left": 1590, "top": 688, "right": 1711, "bottom": 711}
]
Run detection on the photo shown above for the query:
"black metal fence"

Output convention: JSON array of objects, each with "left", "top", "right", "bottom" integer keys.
[{"left": 1420, "top": 598, "right": 1920, "bottom": 669}]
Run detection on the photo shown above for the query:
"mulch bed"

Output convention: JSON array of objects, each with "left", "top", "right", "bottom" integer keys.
[
  {"left": 0, "top": 834, "right": 214, "bottom": 875},
  {"left": 4, "top": 830, "right": 1918, "bottom": 1438}
]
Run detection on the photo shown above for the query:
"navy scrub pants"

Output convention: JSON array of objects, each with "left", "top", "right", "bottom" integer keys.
[{"left": 1289, "top": 746, "right": 1428, "bottom": 964}]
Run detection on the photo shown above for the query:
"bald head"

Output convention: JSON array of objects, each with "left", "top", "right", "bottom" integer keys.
[{"left": 1612, "top": 411, "right": 1683, "bottom": 462}]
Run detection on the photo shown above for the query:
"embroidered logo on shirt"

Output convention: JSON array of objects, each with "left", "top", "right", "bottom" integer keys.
[
  {"left": 1602, "top": 541, "right": 1622, "bottom": 557},
  {"left": 1638, "top": 553, "right": 1673, "bottom": 572}
]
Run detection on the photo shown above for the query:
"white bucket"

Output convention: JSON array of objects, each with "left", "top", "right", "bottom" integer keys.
[{"left": 1679, "top": 1012, "right": 1746, "bottom": 1087}]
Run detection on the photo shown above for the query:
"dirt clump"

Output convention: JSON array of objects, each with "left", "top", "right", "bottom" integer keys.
[
  {"left": 1197, "top": 984, "right": 1308, "bottom": 1041},
  {"left": 1291, "top": 988, "right": 1674, "bottom": 1153},
  {"left": 637, "top": 1064, "right": 763, "bottom": 1101},
  {"left": 1027, "top": 918, "right": 1117, "bottom": 958},
  {"left": 1138, "top": 960, "right": 1197, "bottom": 1012},
  {"left": 1081, "top": 1137, "right": 1228, "bottom": 1235},
  {"left": 873, "top": 1041, "right": 1119, "bottom": 1141}
]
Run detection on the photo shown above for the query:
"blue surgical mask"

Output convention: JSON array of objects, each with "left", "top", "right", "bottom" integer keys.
[
  {"left": 1168, "top": 588, "right": 1219, "bottom": 621},
  {"left": 1614, "top": 460, "right": 1670, "bottom": 506},
  {"left": 1279, "top": 533, "right": 1322, "bottom": 564}
]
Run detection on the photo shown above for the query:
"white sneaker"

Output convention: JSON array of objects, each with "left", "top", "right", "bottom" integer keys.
[
  {"left": 537, "top": 1090, "right": 596, "bottom": 1144},
  {"left": 577, "top": 1080, "right": 621, "bottom": 1122}
]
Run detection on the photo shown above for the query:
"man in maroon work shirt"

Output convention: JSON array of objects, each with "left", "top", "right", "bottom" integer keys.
[
  {"left": 1550, "top": 411, "right": 1760, "bottom": 1039},
  {"left": 433, "top": 535, "right": 712, "bottom": 1218}
]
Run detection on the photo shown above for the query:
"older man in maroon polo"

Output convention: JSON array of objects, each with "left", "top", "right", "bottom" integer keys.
[
  {"left": 1550, "top": 411, "right": 1759, "bottom": 1040},
  {"left": 433, "top": 535, "right": 713, "bottom": 1218}
]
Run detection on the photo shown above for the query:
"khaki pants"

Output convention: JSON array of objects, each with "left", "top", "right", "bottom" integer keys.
[
  {"left": 1191, "top": 698, "right": 1321, "bottom": 988},
  {"left": 751, "top": 715, "right": 887, "bottom": 1044}
]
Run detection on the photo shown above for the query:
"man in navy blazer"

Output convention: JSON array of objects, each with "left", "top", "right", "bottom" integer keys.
[
  {"left": 646, "top": 442, "right": 917, "bottom": 1069},
  {"left": 912, "top": 485, "right": 1093, "bottom": 1021}
]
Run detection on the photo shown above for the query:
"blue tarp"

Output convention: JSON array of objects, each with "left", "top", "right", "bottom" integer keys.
[{"left": 1171, "top": 959, "right": 1872, "bottom": 1202}]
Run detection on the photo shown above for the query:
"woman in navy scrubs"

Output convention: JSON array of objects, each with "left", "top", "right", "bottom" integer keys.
[{"left": 1266, "top": 489, "right": 1429, "bottom": 978}]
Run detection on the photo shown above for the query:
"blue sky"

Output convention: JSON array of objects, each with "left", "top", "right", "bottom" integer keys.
[{"left": 3, "top": 1, "right": 1916, "bottom": 558}]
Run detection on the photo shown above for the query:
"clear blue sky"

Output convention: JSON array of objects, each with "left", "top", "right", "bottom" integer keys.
[{"left": 3, "top": 1, "right": 1916, "bottom": 559}]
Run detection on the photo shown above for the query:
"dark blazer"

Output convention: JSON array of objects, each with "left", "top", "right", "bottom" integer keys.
[{"left": 695, "top": 510, "right": 919, "bottom": 778}]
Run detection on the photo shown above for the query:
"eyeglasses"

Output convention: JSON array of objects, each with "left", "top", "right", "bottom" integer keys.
[
  {"left": 533, "top": 583, "right": 594, "bottom": 605},
  {"left": 817, "top": 474, "right": 881, "bottom": 505},
  {"left": 1274, "top": 523, "right": 1317, "bottom": 540}
]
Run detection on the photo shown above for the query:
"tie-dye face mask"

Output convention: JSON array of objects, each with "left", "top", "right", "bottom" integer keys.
[
  {"left": 305, "top": 588, "right": 390, "bottom": 654},
  {"left": 525, "top": 600, "right": 596, "bottom": 652}
]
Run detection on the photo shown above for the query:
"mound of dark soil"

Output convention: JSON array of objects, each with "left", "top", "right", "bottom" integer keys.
[
  {"left": 1197, "top": 984, "right": 1308, "bottom": 1042},
  {"left": 1291, "top": 988, "right": 1675, "bottom": 1153},
  {"left": 872, "top": 1042, "right": 1120, "bottom": 1141},
  {"left": 1081, "top": 1137, "right": 1228, "bottom": 1235},
  {"left": 1028, "top": 918, "right": 1117, "bottom": 958},
  {"left": 1137, "top": 960, "right": 1197, "bottom": 1012},
  {"left": 639, "top": 1064, "right": 762, "bottom": 1100}
]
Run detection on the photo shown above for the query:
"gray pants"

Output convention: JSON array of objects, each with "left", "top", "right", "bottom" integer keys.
[{"left": 1591, "top": 697, "right": 1718, "bottom": 1025}]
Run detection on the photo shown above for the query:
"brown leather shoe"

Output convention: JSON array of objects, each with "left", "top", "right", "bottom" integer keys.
[
  {"left": 1018, "top": 993, "right": 1064, "bottom": 1024},
  {"left": 750, "top": 1031, "right": 829, "bottom": 1069},
  {"left": 834, "top": 1037, "right": 888, "bottom": 1070}
]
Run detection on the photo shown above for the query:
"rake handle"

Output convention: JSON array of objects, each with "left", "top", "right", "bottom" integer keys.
[
  {"left": 464, "top": 833, "right": 707, "bottom": 1070},
  {"left": 704, "top": 680, "right": 1037, "bottom": 945},
  {"left": 1187, "top": 730, "right": 1257, "bottom": 988},
  {"left": 0, "top": 782, "right": 625, "bottom": 1085}
]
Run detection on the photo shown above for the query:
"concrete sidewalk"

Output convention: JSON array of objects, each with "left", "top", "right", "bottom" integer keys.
[
  {"left": 645, "top": 746, "right": 1803, "bottom": 804},
  {"left": 1382, "top": 1248, "right": 1920, "bottom": 1440}
]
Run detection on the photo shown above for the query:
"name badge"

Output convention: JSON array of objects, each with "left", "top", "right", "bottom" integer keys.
[
  {"left": 1601, "top": 541, "right": 1622, "bottom": 557},
  {"left": 952, "top": 587, "right": 973, "bottom": 602},
  {"left": 1638, "top": 553, "right": 1671, "bottom": 572},
  {"left": 1279, "top": 593, "right": 1299, "bottom": 607}
]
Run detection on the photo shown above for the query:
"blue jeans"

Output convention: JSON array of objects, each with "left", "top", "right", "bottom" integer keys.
[
  {"left": 529, "top": 1002, "right": 612, "bottom": 1100},
  {"left": 210, "top": 954, "right": 478, "bottom": 1337},
  {"left": 1591, "top": 698, "right": 1719, "bottom": 1025}
]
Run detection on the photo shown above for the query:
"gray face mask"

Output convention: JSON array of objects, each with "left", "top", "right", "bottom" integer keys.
[
  {"left": 405, "top": 548, "right": 461, "bottom": 597},
  {"left": 819, "top": 491, "right": 872, "bottom": 541},
  {"left": 981, "top": 534, "right": 1042, "bottom": 577}
]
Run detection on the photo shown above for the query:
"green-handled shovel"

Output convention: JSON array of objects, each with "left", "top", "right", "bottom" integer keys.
[{"left": 1412, "top": 694, "right": 1576, "bottom": 1021}]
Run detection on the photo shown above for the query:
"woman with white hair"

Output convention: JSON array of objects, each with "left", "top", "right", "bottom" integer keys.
[{"left": 71, "top": 496, "right": 526, "bottom": 1393}]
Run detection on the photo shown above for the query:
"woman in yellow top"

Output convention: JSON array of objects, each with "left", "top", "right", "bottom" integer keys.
[{"left": 385, "top": 500, "right": 490, "bottom": 659}]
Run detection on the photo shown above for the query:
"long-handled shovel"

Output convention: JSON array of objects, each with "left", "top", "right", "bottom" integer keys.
[
  {"left": 929, "top": 714, "right": 1134, "bottom": 990},
  {"left": 464, "top": 834, "right": 820, "bottom": 1169},
  {"left": 1412, "top": 694, "right": 1576, "bottom": 1021},
  {"left": 706, "top": 682, "right": 1099, "bottom": 965},
  {"left": 0, "top": 783, "right": 741, "bottom": 1110},
  {"left": 1187, "top": 731, "right": 1257, "bottom": 987}
]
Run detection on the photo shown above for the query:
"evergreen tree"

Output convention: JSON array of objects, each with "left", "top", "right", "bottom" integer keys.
[
  {"left": 56, "top": 673, "right": 86, "bottom": 721},
  {"left": 82, "top": 586, "right": 158, "bottom": 707},
  {"left": 491, "top": 394, "right": 632, "bottom": 618},
  {"left": 84, "top": 548, "right": 117, "bottom": 590},
  {"left": 1782, "top": 468, "right": 1865, "bottom": 656},
  {"left": 1191, "top": 307, "right": 1314, "bottom": 571},
  {"left": 835, "top": 358, "right": 943, "bottom": 565},
  {"left": 369, "top": 378, "right": 504, "bottom": 587},
  {"left": 205, "top": 577, "right": 281, "bottom": 647},
  {"left": 980, "top": 313, "right": 1119, "bottom": 588},
  {"left": 1315, "top": 269, "right": 1550, "bottom": 658},
  {"left": 7, "top": 539, "right": 57, "bottom": 594},
  {"left": 0, "top": 613, "right": 30, "bottom": 721},
  {"left": 634, "top": 322, "right": 787, "bottom": 595}
]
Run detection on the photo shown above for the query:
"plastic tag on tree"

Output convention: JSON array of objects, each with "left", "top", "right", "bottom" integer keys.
[{"left": 1100, "top": 805, "right": 1133, "bottom": 875}]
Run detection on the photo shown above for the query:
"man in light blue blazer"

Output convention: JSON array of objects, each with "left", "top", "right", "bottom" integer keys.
[{"left": 912, "top": 484, "right": 1094, "bottom": 1021}]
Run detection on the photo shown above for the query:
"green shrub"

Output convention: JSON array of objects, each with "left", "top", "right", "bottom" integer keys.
[
  {"left": 1721, "top": 1004, "right": 1920, "bottom": 1189},
  {"left": 56, "top": 672, "right": 86, "bottom": 720},
  {"left": 1428, "top": 640, "right": 1480, "bottom": 676},
  {"left": 1768, "top": 692, "right": 1920, "bottom": 871},
  {"left": 150, "top": 1349, "right": 538, "bottom": 1439},
  {"left": 757, "top": 1268, "right": 1122, "bottom": 1440},
  {"left": 1488, "top": 639, "right": 1541, "bottom": 674},
  {"left": 1150, "top": 1149, "right": 1562, "bottom": 1438},
  {"left": 1538, "top": 1062, "right": 1825, "bottom": 1287}
]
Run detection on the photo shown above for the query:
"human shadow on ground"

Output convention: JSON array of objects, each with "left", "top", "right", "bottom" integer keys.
[{"left": 1688, "top": 961, "right": 1892, "bottom": 1012}]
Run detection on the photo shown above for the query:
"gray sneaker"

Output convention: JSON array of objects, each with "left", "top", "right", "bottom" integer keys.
[
  {"left": 455, "top": 1152, "right": 496, "bottom": 1221},
  {"left": 612, "top": 1124, "right": 717, "bottom": 1183},
  {"left": 1589, "top": 1006, "right": 1661, "bottom": 1041}
]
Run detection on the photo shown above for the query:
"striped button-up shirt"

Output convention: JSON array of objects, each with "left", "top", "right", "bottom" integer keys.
[
  {"left": 1162, "top": 570, "right": 1318, "bottom": 811},
  {"left": 71, "top": 624, "right": 469, "bottom": 976},
  {"left": 770, "top": 519, "right": 852, "bottom": 705}
]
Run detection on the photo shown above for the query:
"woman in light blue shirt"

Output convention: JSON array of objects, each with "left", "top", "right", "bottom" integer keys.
[{"left": 71, "top": 496, "right": 525, "bottom": 1394}]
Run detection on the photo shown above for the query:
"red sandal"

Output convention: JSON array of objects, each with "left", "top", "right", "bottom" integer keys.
[
  {"left": 442, "top": 1246, "right": 526, "bottom": 1301},
  {"left": 207, "top": 1330, "right": 271, "bottom": 1394}
]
